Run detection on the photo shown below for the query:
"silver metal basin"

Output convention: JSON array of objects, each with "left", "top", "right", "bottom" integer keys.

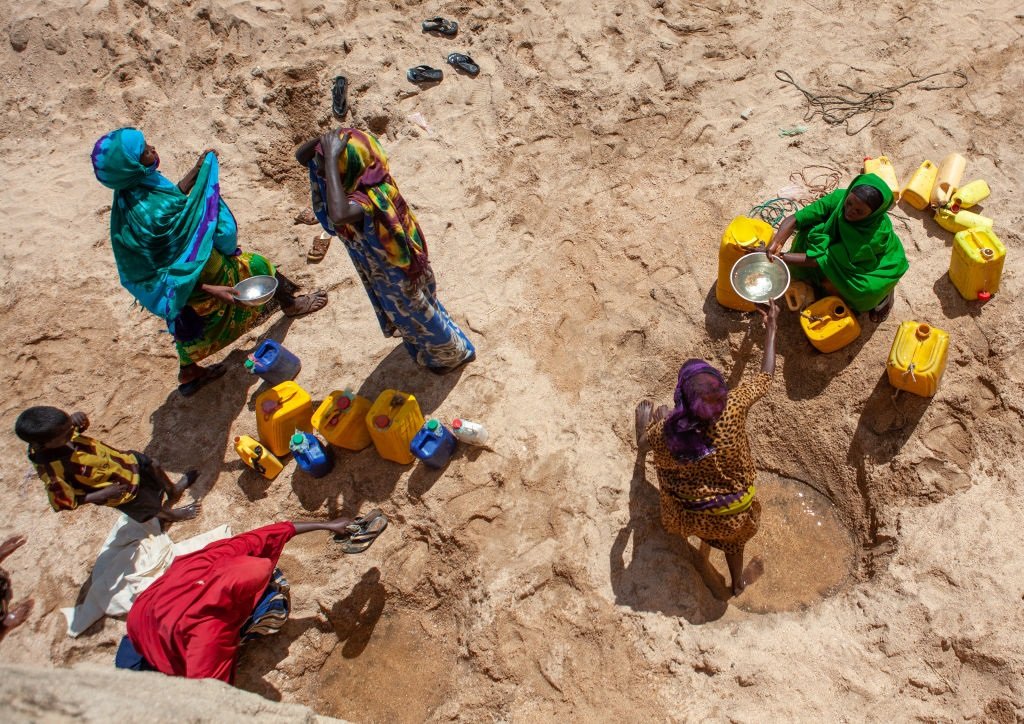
[
  {"left": 233, "top": 275, "right": 278, "bottom": 307},
  {"left": 730, "top": 253, "right": 791, "bottom": 304}
]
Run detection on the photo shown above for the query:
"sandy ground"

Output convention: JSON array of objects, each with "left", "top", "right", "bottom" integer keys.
[{"left": 1, "top": 0, "right": 1023, "bottom": 721}]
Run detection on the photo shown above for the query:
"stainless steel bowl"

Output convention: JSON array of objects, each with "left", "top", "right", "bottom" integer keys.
[
  {"left": 233, "top": 275, "right": 278, "bottom": 307},
  {"left": 730, "top": 253, "right": 791, "bottom": 304}
]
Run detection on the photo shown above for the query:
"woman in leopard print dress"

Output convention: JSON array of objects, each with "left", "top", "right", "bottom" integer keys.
[{"left": 635, "top": 299, "right": 778, "bottom": 596}]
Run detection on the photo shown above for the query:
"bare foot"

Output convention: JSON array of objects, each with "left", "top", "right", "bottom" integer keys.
[
  {"left": 3, "top": 598, "right": 33, "bottom": 632},
  {"left": 635, "top": 400, "right": 654, "bottom": 449},
  {"left": 281, "top": 290, "right": 329, "bottom": 317},
  {"left": 168, "top": 470, "right": 199, "bottom": 505},
  {"left": 162, "top": 501, "right": 202, "bottom": 523}
]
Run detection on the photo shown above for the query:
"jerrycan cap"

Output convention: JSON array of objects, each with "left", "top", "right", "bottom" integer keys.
[
  {"left": 234, "top": 436, "right": 241, "bottom": 443},
  {"left": 374, "top": 415, "right": 391, "bottom": 429},
  {"left": 291, "top": 433, "right": 305, "bottom": 445},
  {"left": 427, "top": 419, "right": 440, "bottom": 431},
  {"left": 452, "top": 418, "right": 463, "bottom": 429},
  {"left": 244, "top": 359, "right": 255, "bottom": 371},
  {"left": 978, "top": 291, "right": 992, "bottom": 302},
  {"left": 916, "top": 323, "right": 932, "bottom": 339},
  {"left": 335, "top": 395, "right": 351, "bottom": 411},
  {"left": 981, "top": 247, "right": 995, "bottom": 259}
]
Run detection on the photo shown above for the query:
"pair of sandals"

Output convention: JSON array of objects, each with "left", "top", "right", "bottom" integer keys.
[
  {"left": 408, "top": 54, "right": 480, "bottom": 84},
  {"left": 333, "top": 509, "right": 389, "bottom": 554}
]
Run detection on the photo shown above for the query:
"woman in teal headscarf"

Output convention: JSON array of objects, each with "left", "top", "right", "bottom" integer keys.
[
  {"left": 92, "top": 129, "right": 328, "bottom": 395},
  {"left": 766, "top": 173, "right": 909, "bottom": 322}
]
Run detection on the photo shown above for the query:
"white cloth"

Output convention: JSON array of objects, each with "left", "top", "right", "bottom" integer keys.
[{"left": 60, "top": 514, "right": 232, "bottom": 637}]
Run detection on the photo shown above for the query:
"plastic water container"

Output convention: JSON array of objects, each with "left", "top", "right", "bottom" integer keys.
[
  {"left": 863, "top": 156, "right": 900, "bottom": 203},
  {"left": 799, "top": 296, "right": 861, "bottom": 353},
  {"left": 716, "top": 217, "right": 775, "bottom": 312},
  {"left": 234, "top": 435, "right": 284, "bottom": 480},
  {"left": 245, "top": 340, "right": 301, "bottom": 386},
  {"left": 901, "top": 160, "right": 937, "bottom": 211},
  {"left": 312, "top": 390, "right": 373, "bottom": 451},
  {"left": 452, "top": 418, "right": 489, "bottom": 446},
  {"left": 410, "top": 419, "right": 457, "bottom": 469},
  {"left": 289, "top": 431, "right": 333, "bottom": 477},
  {"left": 930, "top": 153, "right": 966, "bottom": 208},
  {"left": 949, "top": 227, "right": 1005, "bottom": 301},
  {"left": 949, "top": 179, "right": 990, "bottom": 211},
  {"left": 934, "top": 207, "right": 993, "bottom": 234},
  {"left": 887, "top": 322, "right": 949, "bottom": 397},
  {"left": 366, "top": 390, "right": 425, "bottom": 464},
  {"left": 783, "top": 280, "right": 815, "bottom": 312},
  {"left": 256, "top": 381, "right": 314, "bottom": 457}
]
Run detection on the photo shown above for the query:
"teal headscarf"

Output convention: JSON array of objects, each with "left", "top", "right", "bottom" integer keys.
[
  {"left": 790, "top": 173, "right": 909, "bottom": 312},
  {"left": 91, "top": 128, "right": 238, "bottom": 327}
]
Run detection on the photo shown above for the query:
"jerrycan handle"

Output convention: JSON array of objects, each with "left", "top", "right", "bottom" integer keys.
[{"left": 784, "top": 286, "right": 801, "bottom": 311}]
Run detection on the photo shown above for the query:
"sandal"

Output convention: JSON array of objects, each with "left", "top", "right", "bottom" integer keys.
[
  {"left": 294, "top": 207, "right": 318, "bottom": 225},
  {"left": 331, "top": 75, "right": 349, "bottom": 119},
  {"left": 446, "top": 53, "right": 480, "bottom": 77},
  {"left": 282, "top": 290, "right": 328, "bottom": 317},
  {"left": 422, "top": 16, "right": 458, "bottom": 36},
  {"left": 868, "top": 291, "right": 895, "bottom": 323},
  {"left": 178, "top": 362, "right": 227, "bottom": 398},
  {"left": 307, "top": 231, "right": 331, "bottom": 263},
  {"left": 407, "top": 65, "right": 443, "bottom": 84},
  {"left": 333, "top": 509, "right": 389, "bottom": 554}
]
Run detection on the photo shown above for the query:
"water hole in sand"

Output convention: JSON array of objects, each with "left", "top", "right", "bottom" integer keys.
[
  {"left": 317, "top": 608, "right": 457, "bottom": 723},
  {"left": 732, "top": 473, "right": 857, "bottom": 614}
]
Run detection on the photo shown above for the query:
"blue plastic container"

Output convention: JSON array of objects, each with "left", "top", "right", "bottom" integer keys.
[
  {"left": 410, "top": 419, "right": 457, "bottom": 469},
  {"left": 289, "top": 432, "right": 333, "bottom": 478},
  {"left": 245, "top": 340, "right": 301, "bottom": 386}
]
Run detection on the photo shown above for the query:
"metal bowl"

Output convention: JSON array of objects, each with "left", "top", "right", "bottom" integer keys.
[
  {"left": 233, "top": 275, "right": 278, "bottom": 307},
  {"left": 730, "top": 253, "right": 791, "bottom": 304}
]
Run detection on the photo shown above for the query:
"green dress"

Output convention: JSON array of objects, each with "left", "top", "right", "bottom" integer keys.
[{"left": 790, "top": 173, "right": 909, "bottom": 312}]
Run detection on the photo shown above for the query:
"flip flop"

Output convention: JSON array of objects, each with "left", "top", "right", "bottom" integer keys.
[
  {"left": 868, "top": 291, "right": 895, "bottom": 323},
  {"left": 282, "top": 290, "right": 329, "bottom": 317},
  {"left": 331, "top": 75, "right": 349, "bottom": 119},
  {"left": 307, "top": 231, "right": 331, "bottom": 263},
  {"left": 407, "top": 65, "right": 443, "bottom": 84},
  {"left": 333, "top": 509, "right": 389, "bottom": 554},
  {"left": 446, "top": 53, "right": 479, "bottom": 77},
  {"left": 178, "top": 362, "right": 227, "bottom": 398},
  {"left": 422, "top": 17, "right": 458, "bottom": 36}
]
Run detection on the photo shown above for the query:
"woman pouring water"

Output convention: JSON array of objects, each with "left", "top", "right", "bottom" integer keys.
[
  {"left": 634, "top": 299, "right": 778, "bottom": 596},
  {"left": 763, "top": 173, "right": 909, "bottom": 323},
  {"left": 91, "top": 129, "right": 328, "bottom": 396}
]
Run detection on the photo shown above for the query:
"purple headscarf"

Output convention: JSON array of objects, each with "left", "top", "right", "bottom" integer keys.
[{"left": 663, "top": 359, "right": 728, "bottom": 462}]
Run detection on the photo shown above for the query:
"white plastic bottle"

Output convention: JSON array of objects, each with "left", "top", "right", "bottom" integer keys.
[{"left": 451, "top": 418, "right": 488, "bottom": 445}]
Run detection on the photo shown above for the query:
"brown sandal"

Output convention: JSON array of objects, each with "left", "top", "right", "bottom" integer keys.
[
  {"left": 307, "top": 231, "right": 331, "bottom": 263},
  {"left": 294, "top": 207, "right": 319, "bottom": 225}
]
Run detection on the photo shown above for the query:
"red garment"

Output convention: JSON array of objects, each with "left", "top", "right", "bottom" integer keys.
[{"left": 126, "top": 522, "right": 296, "bottom": 682}]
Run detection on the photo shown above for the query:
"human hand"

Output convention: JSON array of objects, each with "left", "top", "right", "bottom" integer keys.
[
  {"left": 0, "top": 535, "right": 26, "bottom": 561},
  {"left": 320, "top": 130, "right": 350, "bottom": 158},
  {"left": 755, "top": 297, "right": 779, "bottom": 327},
  {"left": 69, "top": 411, "right": 90, "bottom": 432},
  {"left": 202, "top": 284, "right": 239, "bottom": 304}
]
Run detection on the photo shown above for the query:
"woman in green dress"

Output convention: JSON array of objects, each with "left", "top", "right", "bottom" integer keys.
[
  {"left": 766, "top": 173, "right": 909, "bottom": 322},
  {"left": 92, "top": 128, "right": 327, "bottom": 395}
]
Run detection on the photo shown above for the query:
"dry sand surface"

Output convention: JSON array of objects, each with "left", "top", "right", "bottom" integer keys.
[{"left": 1, "top": 0, "right": 1023, "bottom": 721}]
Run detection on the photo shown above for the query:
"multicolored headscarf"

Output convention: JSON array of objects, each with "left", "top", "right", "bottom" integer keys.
[
  {"left": 91, "top": 128, "right": 238, "bottom": 329},
  {"left": 663, "top": 359, "right": 729, "bottom": 462}
]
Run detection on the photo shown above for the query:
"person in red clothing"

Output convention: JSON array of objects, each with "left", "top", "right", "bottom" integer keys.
[{"left": 123, "top": 511, "right": 387, "bottom": 683}]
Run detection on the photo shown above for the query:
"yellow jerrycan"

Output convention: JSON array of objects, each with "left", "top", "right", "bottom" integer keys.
[
  {"left": 863, "top": 156, "right": 900, "bottom": 203},
  {"left": 256, "top": 381, "right": 314, "bottom": 457},
  {"left": 886, "top": 322, "right": 949, "bottom": 397},
  {"left": 366, "top": 390, "right": 425, "bottom": 464},
  {"left": 949, "top": 227, "right": 1006, "bottom": 301},
  {"left": 949, "top": 179, "right": 990, "bottom": 211},
  {"left": 799, "top": 296, "right": 861, "bottom": 353},
  {"left": 716, "top": 216, "right": 775, "bottom": 312},
  {"left": 934, "top": 207, "right": 994, "bottom": 234},
  {"left": 783, "top": 280, "right": 815, "bottom": 311},
  {"left": 900, "top": 160, "right": 937, "bottom": 211},
  {"left": 312, "top": 390, "right": 373, "bottom": 451},
  {"left": 930, "top": 153, "right": 966, "bottom": 208},
  {"left": 234, "top": 435, "right": 284, "bottom": 480}
]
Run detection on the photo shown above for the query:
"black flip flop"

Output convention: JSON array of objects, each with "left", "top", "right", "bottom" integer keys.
[
  {"left": 446, "top": 53, "right": 479, "bottom": 77},
  {"left": 178, "top": 362, "right": 227, "bottom": 398},
  {"left": 331, "top": 75, "right": 349, "bottom": 119},
  {"left": 422, "top": 17, "right": 458, "bottom": 36},
  {"left": 407, "top": 65, "right": 443, "bottom": 84}
]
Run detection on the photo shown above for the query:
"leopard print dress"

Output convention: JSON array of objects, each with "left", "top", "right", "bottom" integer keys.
[{"left": 646, "top": 372, "right": 772, "bottom": 554}]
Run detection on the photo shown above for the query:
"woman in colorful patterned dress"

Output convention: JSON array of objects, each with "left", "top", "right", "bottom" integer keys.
[
  {"left": 92, "top": 128, "right": 327, "bottom": 395},
  {"left": 635, "top": 299, "right": 778, "bottom": 596},
  {"left": 296, "top": 128, "right": 475, "bottom": 373}
]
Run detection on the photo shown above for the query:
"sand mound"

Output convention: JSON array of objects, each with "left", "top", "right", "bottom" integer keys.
[{"left": 1, "top": 0, "right": 1022, "bottom": 720}]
